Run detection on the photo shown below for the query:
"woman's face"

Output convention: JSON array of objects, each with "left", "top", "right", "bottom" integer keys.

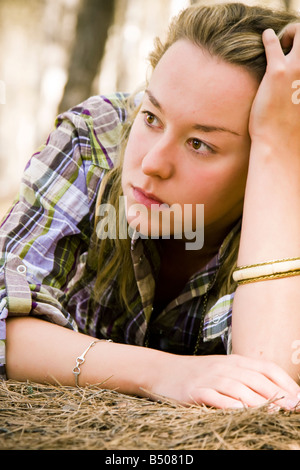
[{"left": 122, "top": 40, "right": 258, "bottom": 243}]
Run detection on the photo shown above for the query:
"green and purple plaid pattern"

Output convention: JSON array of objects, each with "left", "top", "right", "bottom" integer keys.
[{"left": 0, "top": 93, "right": 237, "bottom": 379}]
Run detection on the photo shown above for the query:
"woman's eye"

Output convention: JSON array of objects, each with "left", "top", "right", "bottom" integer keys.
[
  {"left": 146, "top": 113, "right": 155, "bottom": 124},
  {"left": 188, "top": 138, "right": 213, "bottom": 154},
  {"left": 191, "top": 139, "right": 202, "bottom": 150},
  {"left": 142, "top": 111, "right": 160, "bottom": 127}
]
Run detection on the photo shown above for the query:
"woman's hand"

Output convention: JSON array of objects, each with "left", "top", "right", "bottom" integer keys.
[
  {"left": 249, "top": 24, "right": 300, "bottom": 153},
  {"left": 150, "top": 353, "right": 300, "bottom": 410}
]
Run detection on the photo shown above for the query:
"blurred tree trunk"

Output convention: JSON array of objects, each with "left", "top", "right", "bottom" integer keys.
[
  {"left": 59, "top": 0, "right": 116, "bottom": 112},
  {"left": 282, "top": 0, "right": 292, "bottom": 10}
]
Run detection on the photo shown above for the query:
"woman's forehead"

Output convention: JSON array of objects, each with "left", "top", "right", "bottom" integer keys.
[{"left": 147, "top": 40, "right": 258, "bottom": 134}]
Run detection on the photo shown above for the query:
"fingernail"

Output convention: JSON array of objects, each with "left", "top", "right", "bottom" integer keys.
[
  {"left": 268, "top": 403, "right": 281, "bottom": 412},
  {"left": 285, "top": 398, "right": 299, "bottom": 410},
  {"left": 231, "top": 402, "right": 245, "bottom": 409}
]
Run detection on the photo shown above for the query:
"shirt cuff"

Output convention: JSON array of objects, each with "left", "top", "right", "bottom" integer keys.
[{"left": 4, "top": 255, "right": 32, "bottom": 314}]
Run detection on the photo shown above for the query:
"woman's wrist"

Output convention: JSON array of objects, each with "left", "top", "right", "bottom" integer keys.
[{"left": 77, "top": 340, "right": 170, "bottom": 397}]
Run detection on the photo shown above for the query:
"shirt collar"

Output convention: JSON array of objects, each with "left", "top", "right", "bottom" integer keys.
[{"left": 130, "top": 219, "right": 241, "bottom": 313}]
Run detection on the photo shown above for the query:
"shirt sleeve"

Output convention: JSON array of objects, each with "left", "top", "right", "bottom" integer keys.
[
  {"left": 0, "top": 92, "right": 128, "bottom": 378},
  {"left": 203, "top": 292, "right": 235, "bottom": 354}
]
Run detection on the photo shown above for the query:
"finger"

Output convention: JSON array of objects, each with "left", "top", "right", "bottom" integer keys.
[
  {"left": 206, "top": 371, "right": 292, "bottom": 409},
  {"left": 192, "top": 388, "right": 247, "bottom": 410},
  {"left": 233, "top": 368, "right": 299, "bottom": 410},
  {"left": 262, "top": 28, "right": 285, "bottom": 66},
  {"left": 279, "top": 22, "right": 300, "bottom": 54},
  {"left": 231, "top": 354, "right": 300, "bottom": 398},
  {"left": 193, "top": 372, "right": 283, "bottom": 410},
  {"left": 257, "top": 361, "right": 300, "bottom": 399}
]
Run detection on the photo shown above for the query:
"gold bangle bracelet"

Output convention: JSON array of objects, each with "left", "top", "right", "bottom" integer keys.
[
  {"left": 235, "top": 269, "right": 300, "bottom": 286},
  {"left": 234, "top": 257, "right": 300, "bottom": 271},
  {"left": 233, "top": 257, "right": 300, "bottom": 283}
]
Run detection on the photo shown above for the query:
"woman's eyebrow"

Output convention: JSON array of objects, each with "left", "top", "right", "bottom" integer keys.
[
  {"left": 145, "top": 89, "right": 162, "bottom": 110},
  {"left": 145, "top": 89, "right": 241, "bottom": 137},
  {"left": 192, "top": 123, "right": 241, "bottom": 136}
]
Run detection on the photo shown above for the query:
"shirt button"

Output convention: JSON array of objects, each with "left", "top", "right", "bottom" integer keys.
[
  {"left": 212, "top": 315, "right": 220, "bottom": 324},
  {"left": 17, "top": 264, "right": 26, "bottom": 274}
]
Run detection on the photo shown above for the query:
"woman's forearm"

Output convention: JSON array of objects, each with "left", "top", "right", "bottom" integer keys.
[
  {"left": 232, "top": 140, "right": 300, "bottom": 382},
  {"left": 236, "top": 140, "right": 300, "bottom": 264},
  {"left": 6, "top": 317, "right": 163, "bottom": 396},
  {"left": 232, "top": 27, "right": 300, "bottom": 382},
  {"left": 6, "top": 316, "right": 300, "bottom": 408}
]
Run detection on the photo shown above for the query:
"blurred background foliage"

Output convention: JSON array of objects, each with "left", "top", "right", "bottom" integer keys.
[{"left": 0, "top": 0, "right": 297, "bottom": 216}]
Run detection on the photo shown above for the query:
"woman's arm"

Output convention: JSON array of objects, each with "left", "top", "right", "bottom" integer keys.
[
  {"left": 0, "top": 94, "right": 127, "bottom": 375},
  {"left": 6, "top": 316, "right": 160, "bottom": 395},
  {"left": 232, "top": 27, "right": 300, "bottom": 382},
  {"left": 6, "top": 316, "right": 300, "bottom": 409}
]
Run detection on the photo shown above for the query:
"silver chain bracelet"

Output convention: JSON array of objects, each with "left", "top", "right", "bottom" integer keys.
[{"left": 72, "top": 339, "right": 112, "bottom": 387}]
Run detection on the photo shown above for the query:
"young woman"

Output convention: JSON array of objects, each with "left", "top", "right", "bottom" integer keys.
[{"left": 1, "top": 2, "right": 300, "bottom": 410}]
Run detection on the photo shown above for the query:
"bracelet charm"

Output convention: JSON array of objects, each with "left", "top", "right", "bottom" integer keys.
[{"left": 72, "top": 339, "right": 112, "bottom": 387}]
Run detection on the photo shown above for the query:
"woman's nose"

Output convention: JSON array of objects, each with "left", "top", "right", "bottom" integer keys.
[{"left": 141, "top": 136, "right": 175, "bottom": 179}]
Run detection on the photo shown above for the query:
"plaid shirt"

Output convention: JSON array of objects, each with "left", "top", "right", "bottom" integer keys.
[{"left": 0, "top": 93, "right": 238, "bottom": 379}]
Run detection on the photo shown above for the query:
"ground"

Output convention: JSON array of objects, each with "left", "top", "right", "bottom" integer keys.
[{"left": 0, "top": 380, "right": 299, "bottom": 450}]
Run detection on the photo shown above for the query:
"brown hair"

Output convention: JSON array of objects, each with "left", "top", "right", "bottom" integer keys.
[{"left": 150, "top": 2, "right": 297, "bottom": 80}]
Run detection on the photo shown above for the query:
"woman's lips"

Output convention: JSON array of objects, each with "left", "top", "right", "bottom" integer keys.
[{"left": 132, "top": 187, "right": 166, "bottom": 209}]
